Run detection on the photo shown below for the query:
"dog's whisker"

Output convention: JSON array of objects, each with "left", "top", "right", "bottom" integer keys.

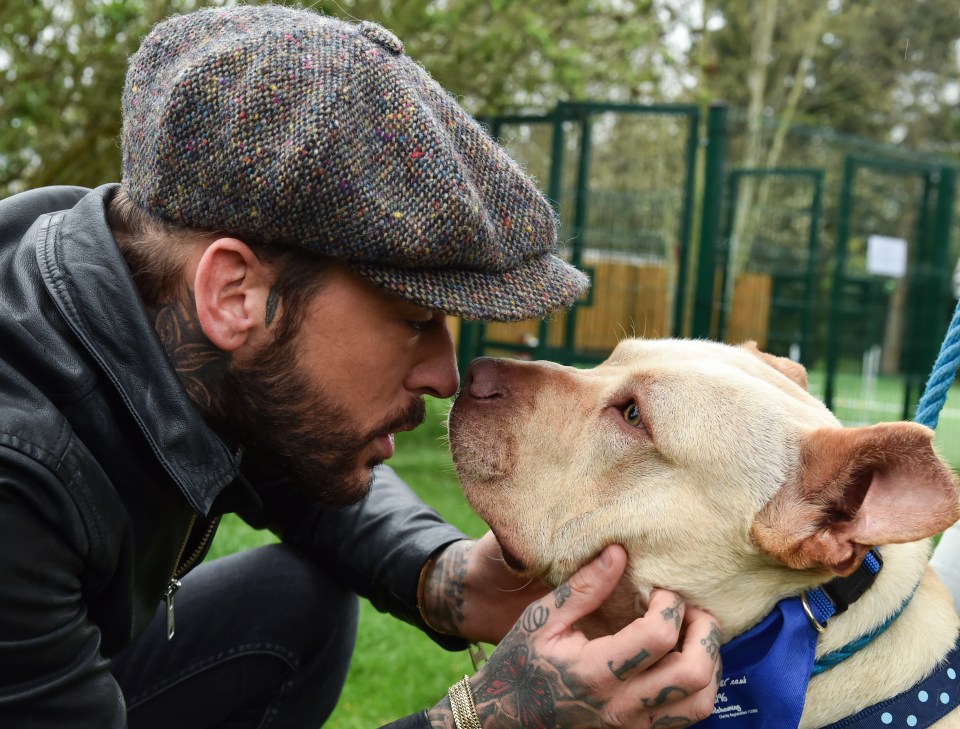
[{"left": 497, "top": 578, "right": 536, "bottom": 593}]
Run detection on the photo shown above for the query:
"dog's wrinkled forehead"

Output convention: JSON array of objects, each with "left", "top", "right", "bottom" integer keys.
[
  {"left": 600, "top": 338, "right": 837, "bottom": 441},
  {"left": 608, "top": 337, "right": 751, "bottom": 369},
  {"left": 604, "top": 339, "right": 755, "bottom": 393},
  {"left": 606, "top": 339, "right": 810, "bottom": 395}
]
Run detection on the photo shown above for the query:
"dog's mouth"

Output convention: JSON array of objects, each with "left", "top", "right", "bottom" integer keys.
[
  {"left": 499, "top": 542, "right": 529, "bottom": 572},
  {"left": 488, "top": 526, "right": 535, "bottom": 575}
]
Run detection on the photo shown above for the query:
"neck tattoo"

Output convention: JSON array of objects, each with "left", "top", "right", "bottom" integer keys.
[{"left": 149, "top": 291, "right": 231, "bottom": 411}]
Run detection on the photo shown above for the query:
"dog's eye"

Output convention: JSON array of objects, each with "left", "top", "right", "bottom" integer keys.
[{"left": 622, "top": 403, "right": 642, "bottom": 426}]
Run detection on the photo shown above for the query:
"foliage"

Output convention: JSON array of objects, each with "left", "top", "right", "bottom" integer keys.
[
  {"left": 0, "top": 0, "right": 194, "bottom": 194},
  {"left": 696, "top": 0, "right": 960, "bottom": 148},
  {"left": 3, "top": 0, "right": 958, "bottom": 198},
  {"left": 315, "top": 0, "right": 665, "bottom": 114},
  {"left": 0, "top": 0, "right": 668, "bottom": 197}
]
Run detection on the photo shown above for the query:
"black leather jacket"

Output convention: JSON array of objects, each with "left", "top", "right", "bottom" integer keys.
[{"left": 0, "top": 185, "right": 467, "bottom": 727}]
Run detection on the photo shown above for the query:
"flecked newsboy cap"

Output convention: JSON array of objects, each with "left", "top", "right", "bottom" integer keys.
[{"left": 121, "top": 4, "right": 588, "bottom": 321}]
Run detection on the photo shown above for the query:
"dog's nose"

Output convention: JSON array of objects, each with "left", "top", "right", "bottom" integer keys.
[{"left": 465, "top": 357, "right": 508, "bottom": 399}]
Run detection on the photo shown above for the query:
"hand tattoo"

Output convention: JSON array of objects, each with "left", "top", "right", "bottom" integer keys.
[
  {"left": 701, "top": 624, "right": 721, "bottom": 659},
  {"left": 554, "top": 583, "right": 571, "bottom": 608},
  {"left": 440, "top": 611, "right": 633, "bottom": 729},
  {"left": 520, "top": 603, "right": 550, "bottom": 633},
  {"left": 661, "top": 596, "right": 683, "bottom": 630},
  {"left": 651, "top": 717, "right": 694, "bottom": 728},
  {"left": 608, "top": 649, "right": 651, "bottom": 681},
  {"left": 641, "top": 686, "right": 689, "bottom": 709},
  {"left": 478, "top": 645, "right": 556, "bottom": 729}
]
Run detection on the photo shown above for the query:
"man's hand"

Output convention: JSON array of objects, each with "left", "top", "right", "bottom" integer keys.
[
  {"left": 421, "top": 532, "right": 551, "bottom": 644},
  {"left": 428, "top": 544, "right": 721, "bottom": 728}
]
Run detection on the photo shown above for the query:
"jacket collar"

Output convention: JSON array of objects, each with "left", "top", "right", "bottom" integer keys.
[{"left": 33, "top": 184, "right": 239, "bottom": 515}]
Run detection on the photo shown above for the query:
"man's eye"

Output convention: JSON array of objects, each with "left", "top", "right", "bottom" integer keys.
[
  {"left": 622, "top": 402, "right": 642, "bottom": 426},
  {"left": 408, "top": 318, "right": 431, "bottom": 332}
]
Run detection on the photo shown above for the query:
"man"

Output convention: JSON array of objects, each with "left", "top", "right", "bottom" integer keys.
[{"left": 0, "top": 5, "right": 720, "bottom": 728}]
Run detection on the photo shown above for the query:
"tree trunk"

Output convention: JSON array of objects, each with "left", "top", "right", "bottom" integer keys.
[{"left": 726, "top": 0, "right": 777, "bottom": 305}]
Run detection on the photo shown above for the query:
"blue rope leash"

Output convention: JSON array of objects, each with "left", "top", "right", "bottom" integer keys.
[
  {"left": 914, "top": 298, "right": 960, "bottom": 430},
  {"left": 812, "top": 301, "right": 960, "bottom": 676}
]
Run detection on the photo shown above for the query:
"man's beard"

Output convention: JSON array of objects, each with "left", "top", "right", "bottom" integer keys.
[{"left": 205, "top": 332, "right": 425, "bottom": 507}]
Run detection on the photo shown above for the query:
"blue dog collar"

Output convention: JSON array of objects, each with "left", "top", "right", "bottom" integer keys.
[{"left": 804, "top": 549, "right": 884, "bottom": 630}]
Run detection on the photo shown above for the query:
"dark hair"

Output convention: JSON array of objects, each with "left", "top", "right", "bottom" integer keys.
[{"left": 107, "top": 187, "right": 331, "bottom": 337}]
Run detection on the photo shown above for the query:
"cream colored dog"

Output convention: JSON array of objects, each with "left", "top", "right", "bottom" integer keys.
[{"left": 448, "top": 338, "right": 960, "bottom": 728}]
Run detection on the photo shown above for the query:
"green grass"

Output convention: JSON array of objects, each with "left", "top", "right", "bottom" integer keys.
[{"left": 206, "top": 373, "right": 960, "bottom": 727}]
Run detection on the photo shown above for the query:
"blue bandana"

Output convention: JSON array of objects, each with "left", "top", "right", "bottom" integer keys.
[
  {"left": 700, "top": 550, "right": 885, "bottom": 727},
  {"left": 700, "top": 596, "right": 818, "bottom": 727}
]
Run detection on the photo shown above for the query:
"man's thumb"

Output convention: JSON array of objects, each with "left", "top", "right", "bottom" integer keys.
[{"left": 553, "top": 544, "right": 627, "bottom": 621}]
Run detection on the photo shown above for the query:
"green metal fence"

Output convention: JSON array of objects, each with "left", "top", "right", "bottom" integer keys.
[
  {"left": 459, "top": 101, "right": 700, "bottom": 367},
  {"left": 458, "top": 101, "right": 960, "bottom": 462},
  {"left": 825, "top": 158, "right": 956, "bottom": 419},
  {"left": 717, "top": 167, "right": 824, "bottom": 366}
]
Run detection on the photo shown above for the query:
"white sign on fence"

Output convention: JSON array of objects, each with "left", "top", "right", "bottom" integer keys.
[{"left": 866, "top": 235, "right": 908, "bottom": 278}]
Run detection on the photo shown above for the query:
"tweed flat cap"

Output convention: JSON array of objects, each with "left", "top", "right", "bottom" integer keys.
[{"left": 121, "top": 5, "right": 589, "bottom": 321}]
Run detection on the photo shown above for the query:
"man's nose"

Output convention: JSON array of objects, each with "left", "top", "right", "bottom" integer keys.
[{"left": 406, "top": 319, "right": 460, "bottom": 398}]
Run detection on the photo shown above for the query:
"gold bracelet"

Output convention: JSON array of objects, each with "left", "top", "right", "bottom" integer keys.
[
  {"left": 448, "top": 675, "right": 482, "bottom": 729},
  {"left": 416, "top": 551, "right": 444, "bottom": 633}
]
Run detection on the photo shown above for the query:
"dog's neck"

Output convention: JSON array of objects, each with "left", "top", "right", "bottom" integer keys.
[
  {"left": 578, "top": 539, "right": 949, "bottom": 665},
  {"left": 802, "top": 541, "right": 960, "bottom": 728},
  {"left": 577, "top": 540, "right": 960, "bottom": 728}
]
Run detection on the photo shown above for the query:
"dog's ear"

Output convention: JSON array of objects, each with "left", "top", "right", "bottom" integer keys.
[
  {"left": 751, "top": 422, "right": 960, "bottom": 576},
  {"left": 741, "top": 341, "right": 809, "bottom": 390}
]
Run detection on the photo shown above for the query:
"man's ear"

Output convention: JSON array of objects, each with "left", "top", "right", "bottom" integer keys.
[
  {"left": 192, "top": 238, "right": 271, "bottom": 352},
  {"left": 751, "top": 422, "right": 960, "bottom": 576}
]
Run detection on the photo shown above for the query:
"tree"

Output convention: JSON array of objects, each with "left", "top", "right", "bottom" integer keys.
[
  {"left": 683, "top": 0, "right": 960, "bottom": 282},
  {"left": 0, "top": 0, "right": 671, "bottom": 197},
  {"left": 0, "top": 0, "right": 188, "bottom": 195},
  {"left": 693, "top": 0, "right": 960, "bottom": 147}
]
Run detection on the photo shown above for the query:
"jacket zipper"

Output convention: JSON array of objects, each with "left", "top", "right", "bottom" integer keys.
[
  {"left": 163, "top": 578, "right": 181, "bottom": 641},
  {"left": 164, "top": 513, "right": 221, "bottom": 640}
]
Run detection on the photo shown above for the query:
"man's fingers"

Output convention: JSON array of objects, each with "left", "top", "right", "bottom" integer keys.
[
  {"left": 545, "top": 545, "right": 627, "bottom": 633},
  {"left": 649, "top": 588, "right": 686, "bottom": 633},
  {"left": 680, "top": 606, "right": 723, "bottom": 680},
  {"left": 624, "top": 686, "right": 718, "bottom": 728},
  {"left": 611, "top": 609, "right": 722, "bottom": 724},
  {"left": 579, "top": 600, "right": 720, "bottom": 728},
  {"left": 632, "top": 607, "right": 722, "bottom": 703},
  {"left": 598, "top": 589, "right": 687, "bottom": 682}
]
